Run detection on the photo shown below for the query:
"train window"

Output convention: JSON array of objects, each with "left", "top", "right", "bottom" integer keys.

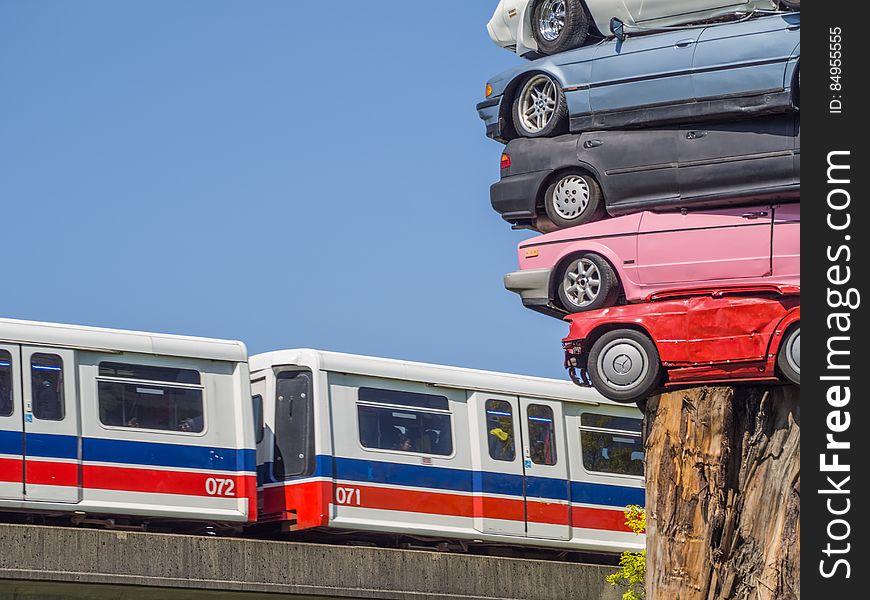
[
  {"left": 0, "top": 350, "right": 12, "bottom": 417},
  {"left": 579, "top": 413, "right": 644, "bottom": 477},
  {"left": 358, "top": 387, "right": 449, "bottom": 411},
  {"left": 31, "top": 353, "right": 65, "bottom": 421},
  {"left": 485, "top": 400, "right": 515, "bottom": 462},
  {"left": 97, "top": 361, "right": 204, "bottom": 433},
  {"left": 273, "top": 371, "right": 315, "bottom": 480},
  {"left": 252, "top": 394, "right": 264, "bottom": 444},
  {"left": 527, "top": 404, "right": 557, "bottom": 465},
  {"left": 580, "top": 413, "right": 642, "bottom": 434},
  {"left": 358, "top": 405, "right": 453, "bottom": 456},
  {"left": 99, "top": 362, "right": 200, "bottom": 384}
]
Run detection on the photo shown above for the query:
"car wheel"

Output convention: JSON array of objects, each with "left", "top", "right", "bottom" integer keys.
[
  {"left": 512, "top": 73, "right": 568, "bottom": 138},
  {"left": 557, "top": 254, "right": 619, "bottom": 313},
  {"left": 543, "top": 172, "right": 604, "bottom": 228},
  {"left": 532, "top": 0, "right": 590, "bottom": 55},
  {"left": 777, "top": 324, "right": 800, "bottom": 385},
  {"left": 588, "top": 329, "right": 663, "bottom": 403},
  {"left": 779, "top": 0, "right": 800, "bottom": 9}
]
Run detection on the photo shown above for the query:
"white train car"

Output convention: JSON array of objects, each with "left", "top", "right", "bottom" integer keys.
[
  {"left": 251, "top": 349, "right": 644, "bottom": 553},
  {"left": 0, "top": 318, "right": 256, "bottom": 524}
]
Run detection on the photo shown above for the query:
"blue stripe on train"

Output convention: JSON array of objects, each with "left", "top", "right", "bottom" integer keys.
[
  {"left": 0, "top": 429, "right": 22, "bottom": 455},
  {"left": 0, "top": 429, "right": 254, "bottom": 472},
  {"left": 571, "top": 481, "right": 645, "bottom": 507},
  {"left": 85, "top": 438, "right": 255, "bottom": 473},
  {"left": 26, "top": 432, "right": 78, "bottom": 459},
  {"left": 261, "top": 455, "right": 642, "bottom": 507}
]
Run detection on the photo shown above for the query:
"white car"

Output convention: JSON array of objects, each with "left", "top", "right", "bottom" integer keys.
[{"left": 487, "top": 0, "right": 800, "bottom": 57}]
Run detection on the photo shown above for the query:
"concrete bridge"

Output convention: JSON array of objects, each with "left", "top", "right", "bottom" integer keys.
[{"left": 0, "top": 524, "right": 623, "bottom": 600}]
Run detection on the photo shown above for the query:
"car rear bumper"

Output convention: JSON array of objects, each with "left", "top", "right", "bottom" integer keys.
[{"left": 490, "top": 169, "right": 552, "bottom": 222}]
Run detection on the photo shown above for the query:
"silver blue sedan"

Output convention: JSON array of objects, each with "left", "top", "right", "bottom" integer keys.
[{"left": 477, "top": 12, "right": 800, "bottom": 141}]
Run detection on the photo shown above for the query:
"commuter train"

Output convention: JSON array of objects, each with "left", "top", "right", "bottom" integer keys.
[
  {"left": 251, "top": 350, "right": 644, "bottom": 553},
  {"left": 1, "top": 318, "right": 643, "bottom": 554},
  {"left": 0, "top": 318, "right": 256, "bottom": 524}
]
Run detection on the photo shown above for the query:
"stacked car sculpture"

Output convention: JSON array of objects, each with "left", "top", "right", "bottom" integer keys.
[{"left": 478, "top": 1, "right": 801, "bottom": 404}]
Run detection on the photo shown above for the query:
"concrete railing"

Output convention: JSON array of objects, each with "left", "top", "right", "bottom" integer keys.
[{"left": 0, "top": 524, "right": 623, "bottom": 600}]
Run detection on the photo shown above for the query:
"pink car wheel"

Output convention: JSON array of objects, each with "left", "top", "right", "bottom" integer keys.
[{"left": 557, "top": 254, "right": 619, "bottom": 312}]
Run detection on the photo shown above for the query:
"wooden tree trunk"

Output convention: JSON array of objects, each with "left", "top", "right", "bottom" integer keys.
[{"left": 644, "top": 385, "right": 800, "bottom": 600}]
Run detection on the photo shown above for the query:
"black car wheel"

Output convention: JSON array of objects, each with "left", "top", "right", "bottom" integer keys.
[
  {"left": 532, "top": 0, "right": 591, "bottom": 55},
  {"left": 556, "top": 253, "right": 619, "bottom": 313},
  {"left": 777, "top": 324, "right": 800, "bottom": 385},
  {"left": 779, "top": 0, "right": 800, "bottom": 9},
  {"left": 512, "top": 73, "right": 568, "bottom": 138},
  {"left": 588, "top": 329, "right": 663, "bottom": 403},
  {"left": 543, "top": 172, "right": 604, "bottom": 228}
]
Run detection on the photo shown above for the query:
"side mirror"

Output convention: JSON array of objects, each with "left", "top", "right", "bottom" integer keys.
[{"left": 610, "top": 17, "right": 626, "bottom": 41}]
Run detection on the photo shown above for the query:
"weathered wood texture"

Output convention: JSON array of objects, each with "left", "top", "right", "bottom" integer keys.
[{"left": 644, "top": 386, "right": 800, "bottom": 600}]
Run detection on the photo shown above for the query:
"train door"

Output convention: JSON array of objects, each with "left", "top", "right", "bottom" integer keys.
[
  {"left": 21, "top": 346, "right": 81, "bottom": 503},
  {"left": 520, "top": 398, "right": 570, "bottom": 541},
  {"left": 470, "top": 392, "right": 526, "bottom": 537},
  {"left": 250, "top": 375, "right": 267, "bottom": 514},
  {"left": 0, "top": 344, "right": 24, "bottom": 500}
]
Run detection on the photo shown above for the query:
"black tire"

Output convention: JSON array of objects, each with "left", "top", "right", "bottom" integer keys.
[
  {"left": 532, "top": 0, "right": 590, "bottom": 55},
  {"left": 556, "top": 253, "right": 620, "bottom": 313},
  {"left": 777, "top": 324, "right": 800, "bottom": 385},
  {"left": 588, "top": 329, "right": 663, "bottom": 403},
  {"left": 779, "top": 0, "right": 800, "bottom": 10},
  {"left": 543, "top": 171, "right": 605, "bottom": 229},
  {"left": 511, "top": 73, "right": 568, "bottom": 138}
]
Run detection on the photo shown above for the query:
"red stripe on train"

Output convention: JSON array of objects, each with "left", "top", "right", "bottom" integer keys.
[
  {"left": 264, "top": 480, "right": 630, "bottom": 532},
  {"left": 17, "top": 461, "right": 257, "bottom": 520},
  {"left": 0, "top": 457, "right": 22, "bottom": 483},
  {"left": 83, "top": 464, "right": 256, "bottom": 498},
  {"left": 572, "top": 506, "right": 632, "bottom": 533},
  {"left": 26, "top": 459, "right": 78, "bottom": 487}
]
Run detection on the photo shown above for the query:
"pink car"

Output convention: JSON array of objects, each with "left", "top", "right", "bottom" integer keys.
[{"left": 504, "top": 204, "right": 800, "bottom": 316}]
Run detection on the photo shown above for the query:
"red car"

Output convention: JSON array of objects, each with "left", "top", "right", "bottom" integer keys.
[{"left": 562, "top": 285, "right": 800, "bottom": 403}]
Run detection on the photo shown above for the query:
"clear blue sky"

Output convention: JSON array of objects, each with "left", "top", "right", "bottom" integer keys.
[{"left": 0, "top": 1, "right": 569, "bottom": 378}]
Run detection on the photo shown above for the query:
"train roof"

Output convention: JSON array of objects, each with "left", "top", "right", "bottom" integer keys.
[
  {"left": 0, "top": 317, "right": 248, "bottom": 362},
  {"left": 250, "top": 349, "right": 615, "bottom": 406}
]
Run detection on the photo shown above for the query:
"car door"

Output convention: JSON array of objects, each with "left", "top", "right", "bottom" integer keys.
[
  {"left": 0, "top": 345, "right": 23, "bottom": 501},
  {"left": 692, "top": 13, "right": 800, "bottom": 102},
  {"left": 22, "top": 346, "right": 81, "bottom": 503},
  {"left": 677, "top": 115, "right": 795, "bottom": 202},
  {"left": 578, "top": 127, "right": 680, "bottom": 213},
  {"left": 589, "top": 28, "right": 698, "bottom": 119},
  {"left": 684, "top": 294, "right": 787, "bottom": 363},
  {"left": 521, "top": 398, "right": 570, "bottom": 541},
  {"left": 470, "top": 392, "right": 526, "bottom": 537},
  {"left": 771, "top": 203, "right": 799, "bottom": 280},
  {"left": 621, "top": 0, "right": 751, "bottom": 23},
  {"left": 636, "top": 207, "right": 772, "bottom": 285}
]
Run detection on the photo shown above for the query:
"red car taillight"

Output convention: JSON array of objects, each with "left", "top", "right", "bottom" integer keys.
[{"left": 500, "top": 152, "right": 511, "bottom": 171}]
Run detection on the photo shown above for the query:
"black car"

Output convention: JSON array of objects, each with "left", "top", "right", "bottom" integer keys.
[{"left": 491, "top": 115, "right": 800, "bottom": 231}]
